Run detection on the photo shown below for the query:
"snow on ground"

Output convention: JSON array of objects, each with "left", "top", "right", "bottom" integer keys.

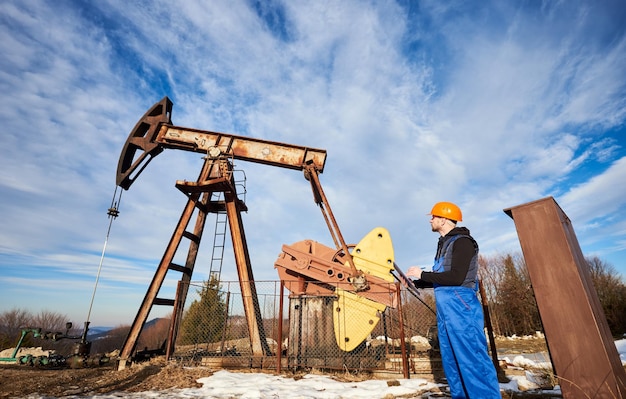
[
  {"left": 616, "top": 338, "right": 626, "bottom": 363},
  {"left": 35, "top": 339, "right": 626, "bottom": 398},
  {"left": 51, "top": 371, "right": 438, "bottom": 399}
]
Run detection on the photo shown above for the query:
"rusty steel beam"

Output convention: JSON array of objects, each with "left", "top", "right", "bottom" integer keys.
[
  {"left": 117, "top": 159, "right": 215, "bottom": 370},
  {"left": 223, "top": 188, "right": 272, "bottom": 356},
  {"left": 156, "top": 125, "right": 327, "bottom": 173},
  {"left": 303, "top": 164, "right": 362, "bottom": 284},
  {"left": 505, "top": 197, "right": 626, "bottom": 398},
  {"left": 116, "top": 97, "right": 326, "bottom": 190}
]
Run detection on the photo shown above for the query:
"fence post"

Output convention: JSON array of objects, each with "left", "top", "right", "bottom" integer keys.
[
  {"left": 277, "top": 281, "right": 284, "bottom": 373},
  {"left": 396, "top": 282, "right": 409, "bottom": 379}
]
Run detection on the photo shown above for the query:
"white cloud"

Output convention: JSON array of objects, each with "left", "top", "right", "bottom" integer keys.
[
  {"left": 560, "top": 156, "right": 626, "bottom": 223},
  {"left": 1, "top": 0, "right": 625, "bottom": 325}
]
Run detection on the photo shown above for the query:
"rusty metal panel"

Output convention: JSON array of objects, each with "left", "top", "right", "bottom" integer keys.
[
  {"left": 504, "top": 197, "right": 626, "bottom": 398},
  {"left": 275, "top": 240, "right": 398, "bottom": 307}
]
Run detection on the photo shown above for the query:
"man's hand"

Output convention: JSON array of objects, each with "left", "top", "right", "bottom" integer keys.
[{"left": 406, "top": 266, "right": 423, "bottom": 280}]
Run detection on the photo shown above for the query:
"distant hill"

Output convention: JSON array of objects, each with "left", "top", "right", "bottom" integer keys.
[
  {"left": 86, "top": 318, "right": 164, "bottom": 340},
  {"left": 87, "top": 326, "right": 113, "bottom": 337}
]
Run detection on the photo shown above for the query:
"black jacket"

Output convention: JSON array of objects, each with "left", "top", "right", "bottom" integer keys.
[{"left": 414, "top": 227, "right": 477, "bottom": 288}]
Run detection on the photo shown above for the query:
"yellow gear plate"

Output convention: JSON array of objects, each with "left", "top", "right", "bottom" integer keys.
[
  {"left": 349, "top": 226, "right": 395, "bottom": 282},
  {"left": 334, "top": 289, "right": 387, "bottom": 352},
  {"left": 334, "top": 227, "right": 395, "bottom": 351}
]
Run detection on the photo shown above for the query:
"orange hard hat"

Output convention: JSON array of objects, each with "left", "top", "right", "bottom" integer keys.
[{"left": 429, "top": 202, "right": 462, "bottom": 222}]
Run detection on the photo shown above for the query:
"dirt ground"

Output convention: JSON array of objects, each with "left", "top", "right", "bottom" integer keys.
[
  {"left": 0, "top": 358, "right": 211, "bottom": 398},
  {"left": 0, "top": 337, "right": 555, "bottom": 398},
  {"left": 0, "top": 359, "right": 553, "bottom": 399}
]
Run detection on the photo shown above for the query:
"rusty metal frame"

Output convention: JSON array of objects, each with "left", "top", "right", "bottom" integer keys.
[
  {"left": 116, "top": 97, "right": 326, "bottom": 191},
  {"left": 118, "top": 156, "right": 272, "bottom": 370},
  {"left": 115, "top": 97, "right": 329, "bottom": 370},
  {"left": 114, "top": 97, "right": 394, "bottom": 371},
  {"left": 118, "top": 158, "right": 215, "bottom": 369},
  {"left": 505, "top": 197, "right": 626, "bottom": 398}
]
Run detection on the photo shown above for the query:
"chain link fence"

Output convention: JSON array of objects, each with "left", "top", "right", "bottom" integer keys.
[{"left": 170, "top": 280, "right": 442, "bottom": 376}]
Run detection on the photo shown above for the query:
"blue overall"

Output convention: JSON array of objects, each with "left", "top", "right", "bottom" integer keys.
[{"left": 433, "top": 236, "right": 501, "bottom": 399}]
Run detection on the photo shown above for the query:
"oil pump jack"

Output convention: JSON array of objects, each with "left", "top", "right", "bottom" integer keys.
[{"left": 115, "top": 97, "right": 399, "bottom": 370}]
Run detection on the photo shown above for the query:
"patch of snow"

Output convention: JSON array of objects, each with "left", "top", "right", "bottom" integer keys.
[
  {"left": 410, "top": 336, "right": 430, "bottom": 346},
  {"left": 0, "top": 347, "right": 52, "bottom": 358},
  {"left": 502, "top": 355, "right": 552, "bottom": 370},
  {"left": 21, "top": 339, "right": 626, "bottom": 398},
  {"left": 615, "top": 338, "right": 626, "bottom": 364}
]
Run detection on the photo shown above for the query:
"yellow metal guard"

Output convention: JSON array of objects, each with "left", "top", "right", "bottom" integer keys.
[{"left": 334, "top": 227, "right": 395, "bottom": 351}]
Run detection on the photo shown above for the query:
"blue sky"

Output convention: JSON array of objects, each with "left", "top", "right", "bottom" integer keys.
[{"left": 1, "top": 0, "right": 625, "bottom": 327}]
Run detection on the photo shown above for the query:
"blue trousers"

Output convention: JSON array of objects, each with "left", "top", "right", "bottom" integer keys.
[{"left": 435, "top": 286, "right": 501, "bottom": 399}]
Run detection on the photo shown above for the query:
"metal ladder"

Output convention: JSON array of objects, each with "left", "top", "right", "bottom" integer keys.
[
  {"left": 208, "top": 192, "right": 227, "bottom": 282},
  {"left": 208, "top": 169, "right": 246, "bottom": 282}
]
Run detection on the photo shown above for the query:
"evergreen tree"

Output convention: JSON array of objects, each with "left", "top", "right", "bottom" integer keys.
[{"left": 178, "top": 277, "right": 227, "bottom": 345}]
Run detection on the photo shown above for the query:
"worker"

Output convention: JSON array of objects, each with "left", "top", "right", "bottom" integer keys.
[{"left": 406, "top": 202, "right": 501, "bottom": 399}]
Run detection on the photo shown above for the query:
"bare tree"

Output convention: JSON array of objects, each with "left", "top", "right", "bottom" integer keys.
[
  {"left": 138, "top": 317, "right": 171, "bottom": 350},
  {"left": 480, "top": 253, "right": 625, "bottom": 337},
  {"left": 586, "top": 256, "right": 626, "bottom": 336},
  {"left": 398, "top": 291, "right": 436, "bottom": 339},
  {"left": 0, "top": 308, "right": 31, "bottom": 350},
  {"left": 478, "top": 254, "right": 506, "bottom": 336},
  {"left": 30, "top": 310, "right": 73, "bottom": 333},
  {"left": 489, "top": 254, "right": 541, "bottom": 336},
  {"left": 0, "top": 308, "right": 75, "bottom": 352}
]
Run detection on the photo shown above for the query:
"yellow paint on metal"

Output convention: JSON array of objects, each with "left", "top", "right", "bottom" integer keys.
[
  {"left": 333, "top": 227, "right": 396, "bottom": 351},
  {"left": 333, "top": 289, "right": 387, "bottom": 352},
  {"left": 349, "top": 226, "right": 395, "bottom": 282}
]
